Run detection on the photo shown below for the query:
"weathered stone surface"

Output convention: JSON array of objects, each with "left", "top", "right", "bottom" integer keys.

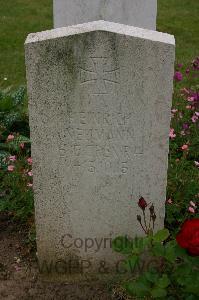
[
  {"left": 53, "top": 0, "right": 157, "bottom": 30},
  {"left": 25, "top": 21, "right": 175, "bottom": 276}
]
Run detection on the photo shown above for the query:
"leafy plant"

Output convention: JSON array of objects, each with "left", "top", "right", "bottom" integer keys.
[
  {"left": 166, "top": 58, "right": 199, "bottom": 234},
  {"left": 112, "top": 198, "right": 199, "bottom": 299},
  {"left": 0, "top": 87, "right": 33, "bottom": 221}
]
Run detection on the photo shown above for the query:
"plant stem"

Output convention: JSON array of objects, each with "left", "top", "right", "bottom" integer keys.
[{"left": 142, "top": 210, "right": 148, "bottom": 232}]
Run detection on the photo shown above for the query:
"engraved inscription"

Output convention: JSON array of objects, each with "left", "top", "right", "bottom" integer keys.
[{"left": 58, "top": 56, "right": 145, "bottom": 176}]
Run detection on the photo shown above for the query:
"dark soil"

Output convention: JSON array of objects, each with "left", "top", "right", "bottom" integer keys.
[{"left": 0, "top": 213, "right": 126, "bottom": 300}]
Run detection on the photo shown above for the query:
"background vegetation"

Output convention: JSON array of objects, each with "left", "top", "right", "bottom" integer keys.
[{"left": 0, "top": 0, "right": 199, "bottom": 88}]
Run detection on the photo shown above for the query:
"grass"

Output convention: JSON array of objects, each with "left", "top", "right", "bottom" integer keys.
[
  {"left": 0, "top": 0, "right": 52, "bottom": 88},
  {"left": 0, "top": 0, "right": 198, "bottom": 88},
  {"left": 157, "top": 0, "right": 199, "bottom": 63}
]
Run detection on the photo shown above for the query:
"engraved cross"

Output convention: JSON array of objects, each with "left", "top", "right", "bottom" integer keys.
[{"left": 79, "top": 57, "right": 120, "bottom": 95}]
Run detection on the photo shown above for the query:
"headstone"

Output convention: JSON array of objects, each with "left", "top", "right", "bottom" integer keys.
[
  {"left": 53, "top": 0, "right": 157, "bottom": 30},
  {"left": 25, "top": 21, "right": 175, "bottom": 276}
]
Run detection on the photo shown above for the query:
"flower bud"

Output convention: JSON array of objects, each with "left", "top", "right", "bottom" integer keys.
[
  {"left": 149, "top": 204, "right": 155, "bottom": 215},
  {"left": 138, "top": 197, "right": 147, "bottom": 210}
]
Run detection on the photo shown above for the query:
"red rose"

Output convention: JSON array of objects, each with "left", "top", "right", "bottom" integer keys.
[
  {"left": 176, "top": 219, "right": 199, "bottom": 256},
  {"left": 138, "top": 197, "right": 148, "bottom": 210}
]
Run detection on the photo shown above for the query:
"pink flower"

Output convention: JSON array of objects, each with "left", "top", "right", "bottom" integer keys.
[
  {"left": 181, "top": 144, "right": 189, "bottom": 151},
  {"left": 171, "top": 108, "right": 178, "bottom": 113},
  {"left": 194, "top": 161, "right": 199, "bottom": 168},
  {"left": 9, "top": 155, "right": 16, "bottom": 162},
  {"left": 20, "top": 143, "right": 25, "bottom": 149},
  {"left": 27, "top": 157, "right": 33, "bottom": 165},
  {"left": 174, "top": 71, "right": 183, "bottom": 82},
  {"left": 8, "top": 165, "right": 15, "bottom": 172},
  {"left": 188, "top": 207, "right": 195, "bottom": 214},
  {"left": 27, "top": 183, "right": 33, "bottom": 188},
  {"left": 167, "top": 199, "right": 173, "bottom": 204},
  {"left": 187, "top": 97, "right": 195, "bottom": 102},
  {"left": 28, "top": 171, "right": 33, "bottom": 177},
  {"left": 192, "top": 114, "right": 198, "bottom": 123},
  {"left": 183, "top": 123, "right": 189, "bottom": 130},
  {"left": 195, "top": 112, "right": 199, "bottom": 117},
  {"left": 190, "top": 201, "right": 196, "bottom": 208},
  {"left": 186, "top": 68, "right": 190, "bottom": 74},
  {"left": 7, "top": 134, "right": 14, "bottom": 142},
  {"left": 169, "top": 128, "right": 176, "bottom": 139},
  {"left": 177, "top": 63, "right": 183, "bottom": 68}
]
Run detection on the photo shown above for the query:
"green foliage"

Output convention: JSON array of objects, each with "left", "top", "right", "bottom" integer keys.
[
  {"left": 0, "top": 87, "right": 33, "bottom": 221},
  {"left": 0, "top": 86, "right": 29, "bottom": 135},
  {"left": 0, "top": 169, "right": 34, "bottom": 220},
  {"left": 112, "top": 231, "right": 199, "bottom": 299},
  {"left": 0, "top": 0, "right": 198, "bottom": 87},
  {"left": 153, "top": 229, "right": 170, "bottom": 243},
  {"left": 166, "top": 60, "right": 199, "bottom": 234}
]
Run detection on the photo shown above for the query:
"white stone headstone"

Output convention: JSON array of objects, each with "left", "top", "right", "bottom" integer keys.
[
  {"left": 53, "top": 0, "right": 157, "bottom": 30},
  {"left": 25, "top": 21, "right": 175, "bottom": 276}
]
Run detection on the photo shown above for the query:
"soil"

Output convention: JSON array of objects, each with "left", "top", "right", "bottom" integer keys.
[{"left": 0, "top": 212, "right": 127, "bottom": 300}]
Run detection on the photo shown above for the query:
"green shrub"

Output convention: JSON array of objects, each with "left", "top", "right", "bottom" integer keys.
[
  {"left": 0, "top": 87, "right": 33, "bottom": 221},
  {"left": 113, "top": 199, "right": 199, "bottom": 299}
]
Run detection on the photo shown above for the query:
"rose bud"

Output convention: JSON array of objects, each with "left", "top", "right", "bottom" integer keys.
[
  {"left": 138, "top": 197, "right": 147, "bottom": 210},
  {"left": 149, "top": 204, "right": 155, "bottom": 215}
]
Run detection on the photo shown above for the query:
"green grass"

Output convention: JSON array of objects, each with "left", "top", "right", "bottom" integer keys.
[
  {"left": 157, "top": 0, "right": 199, "bottom": 63},
  {"left": 0, "top": 0, "right": 52, "bottom": 88},
  {"left": 0, "top": 0, "right": 198, "bottom": 87}
]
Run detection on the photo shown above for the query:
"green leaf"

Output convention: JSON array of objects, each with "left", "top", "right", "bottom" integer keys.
[
  {"left": 125, "top": 281, "right": 150, "bottom": 297},
  {"left": 174, "top": 243, "right": 188, "bottom": 258},
  {"left": 151, "top": 287, "right": 167, "bottom": 298},
  {"left": 0, "top": 143, "right": 9, "bottom": 151},
  {"left": 0, "top": 150, "right": 10, "bottom": 168},
  {"left": 7, "top": 135, "right": 30, "bottom": 152},
  {"left": 0, "top": 150, "right": 10, "bottom": 160},
  {"left": 164, "top": 240, "right": 187, "bottom": 262},
  {"left": 152, "top": 242, "right": 166, "bottom": 257},
  {"left": 125, "top": 255, "right": 139, "bottom": 272},
  {"left": 11, "top": 86, "right": 26, "bottom": 105},
  {"left": 185, "top": 295, "right": 199, "bottom": 300},
  {"left": 153, "top": 229, "right": 170, "bottom": 242},
  {"left": 144, "top": 270, "right": 159, "bottom": 283},
  {"left": 112, "top": 236, "right": 133, "bottom": 254},
  {"left": 138, "top": 273, "right": 152, "bottom": 286},
  {"left": 174, "top": 263, "right": 193, "bottom": 282},
  {"left": 165, "top": 245, "right": 177, "bottom": 262},
  {"left": 185, "top": 283, "right": 199, "bottom": 295},
  {"left": 131, "top": 236, "right": 145, "bottom": 254},
  {"left": 157, "top": 274, "right": 170, "bottom": 289},
  {"left": 15, "top": 135, "right": 30, "bottom": 144},
  {"left": 143, "top": 236, "right": 153, "bottom": 247}
]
